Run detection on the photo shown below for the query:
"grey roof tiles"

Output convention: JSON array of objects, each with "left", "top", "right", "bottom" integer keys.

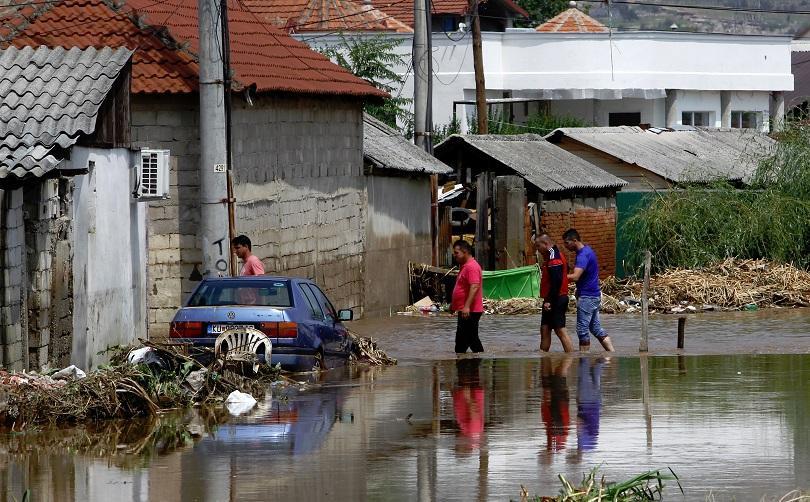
[
  {"left": 363, "top": 114, "right": 452, "bottom": 175},
  {"left": 435, "top": 134, "right": 627, "bottom": 192},
  {"left": 0, "top": 46, "right": 133, "bottom": 180},
  {"left": 547, "top": 126, "right": 776, "bottom": 183}
]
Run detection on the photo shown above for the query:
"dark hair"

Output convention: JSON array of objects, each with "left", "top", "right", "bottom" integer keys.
[
  {"left": 453, "top": 239, "right": 472, "bottom": 253},
  {"left": 231, "top": 235, "right": 252, "bottom": 250},
  {"left": 562, "top": 228, "right": 580, "bottom": 242}
]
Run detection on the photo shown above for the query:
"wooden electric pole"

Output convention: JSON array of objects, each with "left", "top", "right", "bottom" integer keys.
[{"left": 470, "top": 0, "right": 487, "bottom": 134}]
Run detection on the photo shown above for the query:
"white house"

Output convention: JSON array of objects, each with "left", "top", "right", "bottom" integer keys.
[{"left": 304, "top": 4, "right": 794, "bottom": 133}]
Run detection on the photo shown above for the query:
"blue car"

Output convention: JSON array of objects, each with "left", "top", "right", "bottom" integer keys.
[{"left": 169, "top": 276, "right": 354, "bottom": 371}]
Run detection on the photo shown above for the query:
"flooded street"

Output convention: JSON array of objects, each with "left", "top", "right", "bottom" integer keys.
[
  {"left": 353, "top": 308, "right": 810, "bottom": 361},
  {"left": 2, "top": 313, "right": 810, "bottom": 501}
]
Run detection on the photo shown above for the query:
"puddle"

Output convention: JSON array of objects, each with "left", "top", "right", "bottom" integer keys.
[{"left": 1, "top": 354, "right": 809, "bottom": 501}]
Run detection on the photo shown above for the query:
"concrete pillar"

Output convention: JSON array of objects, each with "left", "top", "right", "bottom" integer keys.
[
  {"left": 721, "top": 91, "right": 732, "bottom": 128},
  {"left": 771, "top": 91, "right": 786, "bottom": 132},
  {"left": 665, "top": 90, "right": 679, "bottom": 128},
  {"left": 493, "top": 176, "right": 525, "bottom": 270}
]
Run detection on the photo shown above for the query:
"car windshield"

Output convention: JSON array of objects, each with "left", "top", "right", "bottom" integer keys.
[{"left": 187, "top": 280, "right": 292, "bottom": 307}]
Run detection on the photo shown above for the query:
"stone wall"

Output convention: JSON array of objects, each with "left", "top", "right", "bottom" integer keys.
[
  {"left": 0, "top": 188, "right": 26, "bottom": 370},
  {"left": 541, "top": 196, "right": 618, "bottom": 279}
]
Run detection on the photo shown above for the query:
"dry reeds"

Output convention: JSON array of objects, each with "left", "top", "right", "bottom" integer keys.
[{"left": 601, "top": 258, "right": 810, "bottom": 314}]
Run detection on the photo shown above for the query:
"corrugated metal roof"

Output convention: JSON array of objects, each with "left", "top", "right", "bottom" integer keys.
[
  {"left": 1, "top": 0, "right": 386, "bottom": 98},
  {"left": 548, "top": 126, "right": 776, "bottom": 183},
  {"left": 434, "top": 134, "right": 627, "bottom": 193},
  {"left": 0, "top": 45, "right": 132, "bottom": 180},
  {"left": 363, "top": 114, "right": 452, "bottom": 175}
]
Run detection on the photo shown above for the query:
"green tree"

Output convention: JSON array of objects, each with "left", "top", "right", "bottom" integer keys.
[
  {"left": 514, "top": 0, "right": 574, "bottom": 27},
  {"left": 319, "top": 35, "right": 412, "bottom": 130}
]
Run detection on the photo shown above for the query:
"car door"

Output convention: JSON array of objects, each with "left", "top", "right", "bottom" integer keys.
[
  {"left": 297, "top": 283, "right": 328, "bottom": 351},
  {"left": 308, "top": 284, "right": 347, "bottom": 355}
]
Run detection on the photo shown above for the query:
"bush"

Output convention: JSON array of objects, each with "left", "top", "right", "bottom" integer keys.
[{"left": 623, "top": 121, "right": 810, "bottom": 273}]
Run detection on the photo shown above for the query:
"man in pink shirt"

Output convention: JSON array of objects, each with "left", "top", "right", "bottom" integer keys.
[
  {"left": 451, "top": 240, "right": 484, "bottom": 353},
  {"left": 231, "top": 235, "right": 265, "bottom": 276}
]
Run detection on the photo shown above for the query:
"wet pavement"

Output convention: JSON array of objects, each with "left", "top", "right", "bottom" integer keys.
[{"left": 2, "top": 310, "right": 810, "bottom": 501}]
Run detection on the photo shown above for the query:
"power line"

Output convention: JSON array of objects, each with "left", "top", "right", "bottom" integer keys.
[{"left": 579, "top": 0, "right": 810, "bottom": 16}]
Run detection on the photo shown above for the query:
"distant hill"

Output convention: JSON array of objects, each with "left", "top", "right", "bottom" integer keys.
[{"left": 585, "top": 0, "right": 810, "bottom": 36}]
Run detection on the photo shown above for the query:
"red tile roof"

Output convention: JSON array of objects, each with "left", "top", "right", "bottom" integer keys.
[
  {"left": 535, "top": 7, "right": 607, "bottom": 33},
  {"left": 0, "top": 0, "right": 386, "bottom": 97},
  {"left": 246, "top": 0, "right": 527, "bottom": 31},
  {"left": 245, "top": 0, "right": 413, "bottom": 33}
]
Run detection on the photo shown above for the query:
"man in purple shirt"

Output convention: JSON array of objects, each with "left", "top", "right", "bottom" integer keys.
[{"left": 563, "top": 229, "right": 615, "bottom": 352}]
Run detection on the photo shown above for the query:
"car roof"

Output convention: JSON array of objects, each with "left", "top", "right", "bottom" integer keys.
[{"left": 199, "top": 276, "right": 312, "bottom": 284}]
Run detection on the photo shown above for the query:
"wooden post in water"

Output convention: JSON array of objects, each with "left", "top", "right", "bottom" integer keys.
[
  {"left": 639, "top": 250, "right": 651, "bottom": 352},
  {"left": 677, "top": 317, "right": 686, "bottom": 349}
]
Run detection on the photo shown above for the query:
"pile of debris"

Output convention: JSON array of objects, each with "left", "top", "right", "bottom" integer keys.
[
  {"left": 601, "top": 258, "right": 810, "bottom": 314},
  {"left": 483, "top": 297, "right": 542, "bottom": 315},
  {"left": 0, "top": 341, "right": 275, "bottom": 427},
  {"left": 349, "top": 332, "right": 397, "bottom": 366}
]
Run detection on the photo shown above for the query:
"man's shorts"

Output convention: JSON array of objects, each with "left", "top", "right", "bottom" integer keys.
[{"left": 541, "top": 295, "right": 569, "bottom": 329}]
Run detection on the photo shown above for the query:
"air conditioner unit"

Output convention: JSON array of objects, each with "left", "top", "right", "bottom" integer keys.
[{"left": 134, "top": 149, "right": 170, "bottom": 200}]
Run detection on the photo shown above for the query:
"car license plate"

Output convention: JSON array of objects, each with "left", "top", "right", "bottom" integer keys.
[{"left": 209, "top": 324, "right": 231, "bottom": 334}]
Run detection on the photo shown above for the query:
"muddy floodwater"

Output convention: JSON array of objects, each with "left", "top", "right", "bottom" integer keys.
[{"left": 2, "top": 312, "right": 810, "bottom": 501}]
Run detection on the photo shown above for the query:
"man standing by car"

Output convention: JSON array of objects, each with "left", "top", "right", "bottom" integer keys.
[
  {"left": 231, "top": 235, "right": 265, "bottom": 276},
  {"left": 536, "top": 234, "right": 574, "bottom": 353},
  {"left": 451, "top": 240, "right": 484, "bottom": 353},
  {"left": 563, "top": 229, "right": 614, "bottom": 352}
]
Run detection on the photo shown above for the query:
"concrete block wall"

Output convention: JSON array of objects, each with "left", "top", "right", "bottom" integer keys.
[
  {"left": 231, "top": 96, "right": 367, "bottom": 311},
  {"left": 0, "top": 188, "right": 27, "bottom": 370},
  {"left": 22, "top": 179, "right": 73, "bottom": 370},
  {"left": 136, "top": 93, "right": 369, "bottom": 335},
  {"left": 132, "top": 95, "right": 201, "bottom": 337},
  {"left": 541, "top": 196, "right": 618, "bottom": 279}
]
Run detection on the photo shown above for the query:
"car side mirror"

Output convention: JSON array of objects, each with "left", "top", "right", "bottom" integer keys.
[{"left": 337, "top": 309, "right": 354, "bottom": 322}]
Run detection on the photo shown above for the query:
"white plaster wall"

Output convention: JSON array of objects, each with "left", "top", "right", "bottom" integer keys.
[
  {"left": 306, "top": 31, "right": 793, "bottom": 130},
  {"left": 71, "top": 147, "right": 147, "bottom": 369},
  {"left": 673, "top": 91, "right": 723, "bottom": 127}
]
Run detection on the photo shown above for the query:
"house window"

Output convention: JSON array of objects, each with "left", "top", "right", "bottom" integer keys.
[
  {"left": 608, "top": 112, "right": 641, "bottom": 126},
  {"left": 432, "top": 15, "right": 459, "bottom": 32},
  {"left": 731, "top": 111, "right": 760, "bottom": 129},
  {"left": 682, "top": 111, "right": 711, "bottom": 127}
]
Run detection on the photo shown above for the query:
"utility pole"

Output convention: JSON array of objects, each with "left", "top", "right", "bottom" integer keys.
[
  {"left": 413, "top": 0, "right": 430, "bottom": 151},
  {"left": 413, "top": 0, "right": 439, "bottom": 265},
  {"left": 198, "top": 0, "right": 231, "bottom": 277},
  {"left": 470, "top": 0, "right": 487, "bottom": 134}
]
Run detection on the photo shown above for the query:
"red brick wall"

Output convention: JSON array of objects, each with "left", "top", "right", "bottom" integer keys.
[{"left": 542, "top": 206, "right": 617, "bottom": 279}]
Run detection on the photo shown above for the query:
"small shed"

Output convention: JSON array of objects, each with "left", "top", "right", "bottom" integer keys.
[
  {"left": 362, "top": 114, "right": 452, "bottom": 314},
  {"left": 434, "top": 134, "right": 626, "bottom": 277},
  {"left": 0, "top": 46, "right": 145, "bottom": 371},
  {"left": 546, "top": 126, "right": 776, "bottom": 191}
]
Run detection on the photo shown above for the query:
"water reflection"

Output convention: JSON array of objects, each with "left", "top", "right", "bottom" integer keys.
[
  {"left": 577, "top": 357, "right": 604, "bottom": 453},
  {"left": 2, "top": 355, "right": 810, "bottom": 501},
  {"left": 541, "top": 357, "right": 571, "bottom": 456},
  {"left": 453, "top": 358, "right": 485, "bottom": 453}
]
